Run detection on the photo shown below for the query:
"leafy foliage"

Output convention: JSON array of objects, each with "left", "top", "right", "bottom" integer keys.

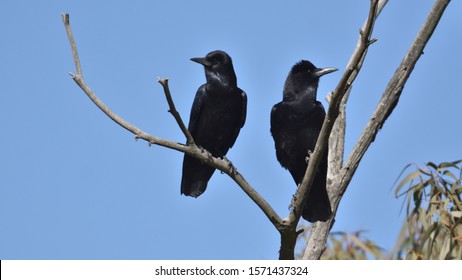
[
  {"left": 296, "top": 226, "right": 386, "bottom": 260},
  {"left": 392, "top": 160, "right": 462, "bottom": 259},
  {"left": 321, "top": 230, "right": 386, "bottom": 260},
  {"left": 297, "top": 160, "right": 462, "bottom": 260}
]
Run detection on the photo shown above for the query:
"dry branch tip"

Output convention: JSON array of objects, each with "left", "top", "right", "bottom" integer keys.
[
  {"left": 369, "top": 38, "right": 379, "bottom": 45},
  {"left": 157, "top": 77, "right": 169, "bottom": 85},
  {"left": 61, "top": 13, "right": 69, "bottom": 24}
]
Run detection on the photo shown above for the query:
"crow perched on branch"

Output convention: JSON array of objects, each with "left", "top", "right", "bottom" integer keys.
[
  {"left": 181, "top": 50, "right": 247, "bottom": 197},
  {"left": 271, "top": 60, "right": 337, "bottom": 222}
]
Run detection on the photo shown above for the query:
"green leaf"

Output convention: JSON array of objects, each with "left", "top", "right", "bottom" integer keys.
[
  {"left": 427, "top": 161, "right": 438, "bottom": 171},
  {"left": 439, "top": 161, "right": 462, "bottom": 170},
  {"left": 438, "top": 237, "right": 451, "bottom": 260},
  {"left": 442, "top": 170, "right": 457, "bottom": 181},
  {"left": 394, "top": 164, "right": 421, "bottom": 198}
]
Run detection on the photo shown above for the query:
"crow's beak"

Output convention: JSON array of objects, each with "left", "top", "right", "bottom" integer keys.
[
  {"left": 191, "top": 57, "right": 213, "bottom": 67},
  {"left": 314, "top": 67, "right": 338, "bottom": 78}
]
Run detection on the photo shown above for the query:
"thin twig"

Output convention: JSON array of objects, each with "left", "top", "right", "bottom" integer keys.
[
  {"left": 345, "top": 0, "right": 389, "bottom": 68},
  {"left": 61, "top": 13, "right": 284, "bottom": 231},
  {"left": 157, "top": 78, "right": 195, "bottom": 145},
  {"left": 61, "top": 13, "right": 82, "bottom": 77}
]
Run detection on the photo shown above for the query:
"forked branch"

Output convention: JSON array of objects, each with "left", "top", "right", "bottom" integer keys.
[
  {"left": 302, "top": 0, "right": 451, "bottom": 260},
  {"left": 61, "top": 13, "right": 283, "bottom": 231}
]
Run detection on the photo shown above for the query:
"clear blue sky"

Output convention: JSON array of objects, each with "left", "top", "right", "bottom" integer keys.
[{"left": 1, "top": 0, "right": 460, "bottom": 259}]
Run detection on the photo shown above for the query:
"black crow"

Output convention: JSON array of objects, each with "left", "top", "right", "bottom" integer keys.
[
  {"left": 271, "top": 60, "right": 337, "bottom": 222},
  {"left": 181, "top": 50, "right": 247, "bottom": 197}
]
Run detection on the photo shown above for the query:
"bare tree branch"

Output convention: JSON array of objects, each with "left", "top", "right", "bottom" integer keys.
[
  {"left": 299, "top": 1, "right": 388, "bottom": 260},
  {"left": 289, "top": 0, "right": 380, "bottom": 225},
  {"left": 343, "top": 0, "right": 451, "bottom": 175},
  {"left": 61, "top": 13, "right": 284, "bottom": 231},
  {"left": 327, "top": 88, "right": 350, "bottom": 191},
  {"left": 276, "top": 0, "right": 382, "bottom": 260},
  {"left": 303, "top": 0, "right": 451, "bottom": 260},
  {"left": 327, "top": 0, "right": 388, "bottom": 182}
]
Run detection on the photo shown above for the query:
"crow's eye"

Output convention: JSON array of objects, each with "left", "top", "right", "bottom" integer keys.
[{"left": 211, "top": 54, "right": 224, "bottom": 64}]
